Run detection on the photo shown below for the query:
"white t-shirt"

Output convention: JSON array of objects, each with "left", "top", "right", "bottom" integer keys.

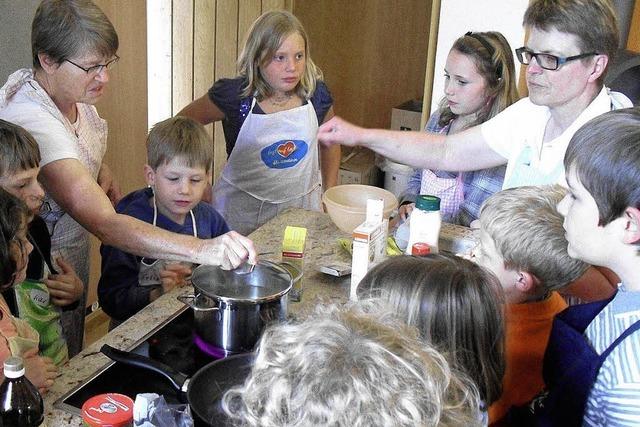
[{"left": 481, "top": 87, "right": 632, "bottom": 189}]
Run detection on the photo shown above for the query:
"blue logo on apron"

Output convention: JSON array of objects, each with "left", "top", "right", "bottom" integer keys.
[{"left": 261, "top": 139, "right": 308, "bottom": 169}]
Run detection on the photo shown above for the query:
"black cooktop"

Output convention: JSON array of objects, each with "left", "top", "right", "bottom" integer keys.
[{"left": 55, "top": 307, "right": 216, "bottom": 416}]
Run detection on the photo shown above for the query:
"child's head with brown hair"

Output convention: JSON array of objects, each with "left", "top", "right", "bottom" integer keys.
[
  {"left": 477, "top": 185, "right": 588, "bottom": 303},
  {"left": 0, "top": 119, "right": 44, "bottom": 215},
  {"left": 146, "top": 116, "right": 212, "bottom": 173},
  {"left": 357, "top": 253, "right": 505, "bottom": 407},
  {"left": 0, "top": 188, "right": 33, "bottom": 291},
  {"left": 144, "top": 116, "right": 212, "bottom": 225},
  {"left": 559, "top": 107, "right": 640, "bottom": 276}
]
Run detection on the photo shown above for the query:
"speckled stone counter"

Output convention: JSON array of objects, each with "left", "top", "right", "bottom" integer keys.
[
  {"left": 44, "top": 208, "right": 478, "bottom": 425},
  {"left": 44, "top": 208, "right": 352, "bottom": 425}
]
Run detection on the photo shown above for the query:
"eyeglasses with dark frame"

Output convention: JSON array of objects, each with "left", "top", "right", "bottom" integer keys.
[
  {"left": 515, "top": 47, "right": 597, "bottom": 71},
  {"left": 64, "top": 55, "right": 120, "bottom": 75}
]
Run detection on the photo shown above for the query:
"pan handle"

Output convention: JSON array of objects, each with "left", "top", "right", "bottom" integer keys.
[
  {"left": 100, "top": 344, "right": 189, "bottom": 393},
  {"left": 177, "top": 294, "right": 220, "bottom": 312}
]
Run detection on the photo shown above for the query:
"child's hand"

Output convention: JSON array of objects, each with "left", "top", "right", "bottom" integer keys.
[
  {"left": 45, "top": 257, "right": 84, "bottom": 306},
  {"left": 398, "top": 203, "right": 415, "bottom": 221},
  {"left": 160, "top": 263, "right": 193, "bottom": 294},
  {"left": 22, "top": 348, "right": 58, "bottom": 394}
]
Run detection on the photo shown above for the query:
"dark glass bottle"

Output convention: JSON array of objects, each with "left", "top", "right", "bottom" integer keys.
[{"left": 0, "top": 356, "right": 44, "bottom": 426}]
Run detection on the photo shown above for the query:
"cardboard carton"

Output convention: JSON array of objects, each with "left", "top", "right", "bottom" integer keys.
[{"left": 391, "top": 99, "right": 423, "bottom": 131}]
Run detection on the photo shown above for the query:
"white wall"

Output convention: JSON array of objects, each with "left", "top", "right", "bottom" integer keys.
[{"left": 429, "top": 0, "right": 529, "bottom": 115}]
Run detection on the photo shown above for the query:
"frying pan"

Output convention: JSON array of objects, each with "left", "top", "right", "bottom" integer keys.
[{"left": 100, "top": 344, "right": 253, "bottom": 427}]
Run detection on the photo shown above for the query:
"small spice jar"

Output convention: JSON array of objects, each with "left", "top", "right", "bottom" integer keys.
[{"left": 82, "top": 393, "right": 133, "bottom": 427}]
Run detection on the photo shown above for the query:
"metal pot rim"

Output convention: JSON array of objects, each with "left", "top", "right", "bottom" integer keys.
[
  {"left": 191, "top": 284, "right": 291, "bottom": 305},
  {"left": 190, "top": 260, "right": 297, "bottom": 304}
]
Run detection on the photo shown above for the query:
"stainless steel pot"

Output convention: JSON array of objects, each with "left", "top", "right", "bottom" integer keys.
[{"left": 178, "top": 260, "right": 301, "bottom": 353}]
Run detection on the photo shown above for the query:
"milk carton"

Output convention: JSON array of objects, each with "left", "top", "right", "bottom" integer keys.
[{"left": 350, "top": 199, "right": 388, "bottom": 300}]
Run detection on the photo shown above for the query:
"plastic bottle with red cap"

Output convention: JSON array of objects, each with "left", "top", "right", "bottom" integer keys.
[{"left": 405, "top": 195, "right": 441, "bottom": 255}]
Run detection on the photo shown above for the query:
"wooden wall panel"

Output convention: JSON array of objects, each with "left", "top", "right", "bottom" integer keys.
[
  {"left": 193, "top": 0, "right": 216, "bottom": 167},
  {"left": 262, "top": 0, "right": 286, "bottom": 12},
  {"left": 212, "top": 1, "right": 238, "bottom": 181},
  {"left": 90, "top": 0, "right": 149, "bottom": 310},
  {"left": 628, "top": 0, "right": 640, "bottom": 53},
  {"left": 193, "top": 0, "right": 216, "bottom": 100},
  {"left": 172, "top": 0, "right": 195, "bottom": 112},
  {"left": 239, "top": 0, "right": 261, "bottom": 49},
  {"left": 294, "top": 0, "right": 430, "bottom": 129}
]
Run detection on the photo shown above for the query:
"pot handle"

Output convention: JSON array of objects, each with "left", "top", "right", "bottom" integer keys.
[
  {"left": 177, "top": 294, "right": 220, "bottom": 312},
  {"left": 100, "top": 344, "right": 189, "bottom": 394},
  {"left": 262, "top": 260, "right": 303, "bottom": 283}
]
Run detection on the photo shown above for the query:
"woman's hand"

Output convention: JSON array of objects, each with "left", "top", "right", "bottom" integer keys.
[
  {"left": 98, "top": 163, "right": 123, "bottom": 206},
  {"left": 45, "top": 257, "right": 84, "bottom": 306},
  {"left": 22, "top": 348, "right": 58, "bottom": 394},
  {"left": 318, "top": 116, "right": 365, "bottom": 147},
  {"left": 202, "top": 231, "right": 257, "bottom": 270}
]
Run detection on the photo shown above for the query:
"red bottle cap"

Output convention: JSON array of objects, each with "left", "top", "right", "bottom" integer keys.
[
  {"left": 82, "top": 393, "right": 134, "bottom": 426},
  {"left": 411, "top": 242, "right": 431, "bottom": 257}
]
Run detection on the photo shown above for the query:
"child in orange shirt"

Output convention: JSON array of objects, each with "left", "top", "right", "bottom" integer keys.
[
  {"left": 474, "top": 185, "right": 587, "bottom": 424},
  {"left": 0, "top": 188, "right": 57, "bottom": 393}
]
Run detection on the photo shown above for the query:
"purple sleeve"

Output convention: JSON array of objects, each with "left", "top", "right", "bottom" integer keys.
[
  {"left": 310, "top": 80, "right": 334, "bottom": 124},
  {"left": 208, "top": 77, "right": 247, "bottom": 156}
]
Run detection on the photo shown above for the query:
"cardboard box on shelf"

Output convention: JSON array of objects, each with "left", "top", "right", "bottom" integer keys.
[
  {"left": 391, "top": 99, "right": 423, "bottom": 131},
  {"left": 338, "top": 148, "right": 381, "bottom": 186}
]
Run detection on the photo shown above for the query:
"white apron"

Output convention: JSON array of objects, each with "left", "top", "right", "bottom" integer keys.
[
  {"left": 502, "top": 145, "right": 564, "bottom": 189},
  {"left": 138, "top": 195, "right": 197, "bottom": 287},
  {"left": 213, "top": 98, "right": 322, "bottom": 235}
]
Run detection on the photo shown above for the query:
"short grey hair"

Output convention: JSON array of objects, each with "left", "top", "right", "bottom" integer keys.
[{"left": 32, "top": 0, "right": 118, "bottom": 68}]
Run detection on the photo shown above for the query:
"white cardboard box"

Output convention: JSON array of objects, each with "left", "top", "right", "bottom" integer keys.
[
  {"left": 350, "top": 199, "right": 388, "bottom": 300},
  {"left": 391, "top": 99, "right": 423, "bottom": 131}
]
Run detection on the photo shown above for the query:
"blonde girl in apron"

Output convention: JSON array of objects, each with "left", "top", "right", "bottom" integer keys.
[{"left": 179, "top": 11, "right": 339, "bottom": 235}]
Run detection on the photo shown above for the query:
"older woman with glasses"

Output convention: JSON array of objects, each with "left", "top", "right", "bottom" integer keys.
[{"left": 0, "top": 0, "right": 256, "bottom": 357}]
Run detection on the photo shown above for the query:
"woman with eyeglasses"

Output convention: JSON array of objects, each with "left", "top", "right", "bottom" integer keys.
[
  {"left": 0, "top": 0, "right": 256, "bottom": 357},
  {"left": 0, "top": 189, "right": 58, "bottom": 394}
]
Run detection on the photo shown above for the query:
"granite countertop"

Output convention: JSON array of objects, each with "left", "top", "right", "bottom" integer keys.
[
  {"left": 44, "top": 208, "right": 352, "bottom": 425},
  {"left": 44, "top": 208, "right": 477, "bottom": 425}
]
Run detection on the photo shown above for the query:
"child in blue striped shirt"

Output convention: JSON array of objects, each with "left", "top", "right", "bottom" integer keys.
[{"left": 549, "top": 108, "right": 640, "bottom": 426}]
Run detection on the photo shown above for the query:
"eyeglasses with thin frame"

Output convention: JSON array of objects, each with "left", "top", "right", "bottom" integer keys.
[
  {"left": 515, "top": 47, "right": 597, "bottom": 71},
  {"left": 64, "top": 55, "right": 119, "bottom": 75}
]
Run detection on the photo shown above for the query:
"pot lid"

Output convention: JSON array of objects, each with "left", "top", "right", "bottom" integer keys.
[{"left": 190, "top": 261, "right": 294, "bottom": 303}]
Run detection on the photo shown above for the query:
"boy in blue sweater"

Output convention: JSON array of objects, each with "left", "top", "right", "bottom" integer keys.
[{"left": 98, "top": 117, "right": 229, "bottom": 324}]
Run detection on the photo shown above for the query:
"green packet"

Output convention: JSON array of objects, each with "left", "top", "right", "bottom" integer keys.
[
  {"left": 338, "top": 236, "right": 403, "bottom": 257},
  {"left": 15, "top": 279, "right": 69, "bottom": 366}
]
